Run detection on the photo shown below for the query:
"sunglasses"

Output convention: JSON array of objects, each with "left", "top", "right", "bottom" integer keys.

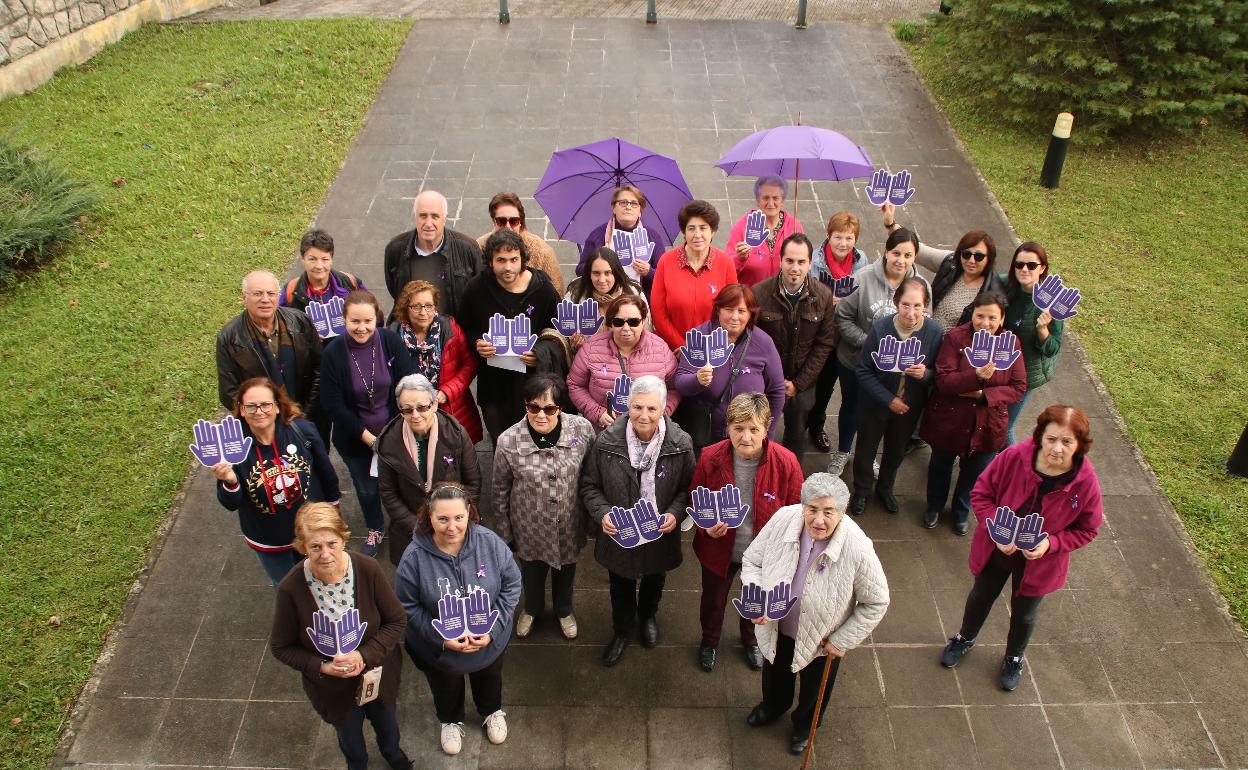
[
  {"left": 525, "top": 402, "right": 560, "bottom": 416},
  {"left": 398, "top": 402, "right": 435, "bottom": 415},
  {"left": 959, "top": 250, "right": 989, "bottom": 263},
  {"left": 1014, "top": 261, "right": 1042, "bottom": 271},
  {"left": 609, "top": 317, "right": 643, "bottom": 328},
  {"left": 494, "top": 216, "right": 522, "bottom": 227}
]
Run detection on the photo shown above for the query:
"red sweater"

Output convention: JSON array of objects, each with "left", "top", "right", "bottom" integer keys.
[
  {"left": 691, "top": 439, "right": 804, "bottom": 578},
  {"left": 650, "top": 246, "right": 739, "bottom": 350}
]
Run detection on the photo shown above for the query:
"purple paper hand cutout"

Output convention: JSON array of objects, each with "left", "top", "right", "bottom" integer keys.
[
  {"left": 716, "top": 484, "right": 751, "bottom": 529},
  {"left": 611, "top": 228, "right": 636, "bottom": 266},
  {"left": 706, "top": 327, "right": 735, "bottom": 368},
  {"left": 732, "top": 583, "right": 767, "bottom": 620},
  {"left": 325, "top": 296, "right": 346, "bottom": 337},
  {"left": 685, "top": 486, "right": 719, "bottom": 529},
  {"left": 577, "top": 298, "right": 602, "bottom": 335},
  {"left": 305, "top": 301, "right": 333, "bottom": 339},
  {"left": 465, "top": 587, "right": 500, "bottom": 636},
  {"left": 743, "top": 209, "right": 768, "bottom": 248},
  {"left": 431, "top": 591, "right": 469, "bottom": 641},
  {"left": 553, "top": 299, "right": 580, "bottom": 336},
  {"left": 1014, "top": 513, "right": 1049, "bottom": 551},
  {"left": 608, "top": 374, "right": 632, "bottom": 415},
  {"left": 864, "top": 169, "right": 893, "bottom": 206},
  {"left": 990, "top": 331, "right": 1022, "bottom": 369},
  {"left": 336, "top": 608, "right": 368, "bottom": 654},
  {"left": 897, "top": 336, "right": 926, "bottom": 369},
  {"left": 629, "top": 226, "right": 655, "bottom": 263},
  {"left": 483, "top": 313, "right": 511, "bottom": 351},
  {"left": 1032, "top": 275, "right": 1065, "bottom": 311},
  {"left": 887, "top": 169, "right": 915, "bottom": 206},
  {"left": 682, "top": 328, "right": 709, "bottom": 368},
  {"left": 964, "top": 329, "right": 994, "bottom": 367},
  {"left": 986, "top": 505, "right": 1019, "bottom": 547},
  {"left": 871, "top": 335, "right": 901, "bottom": 371},
  {"left": 608, "top": 505, "right": 641, "bottom": 549},
  {"left": 631, "top": 498, "right": 665, "bottom": 543},
  {"left": 1049, "top": 287, "right": 1081, "bottom": 320},
  {"left": 189, "top": 419, "right": 223, "bottom": 467},
  {"left": 218, "top": 416, "right": 253, "bottom": 464},
  {"left": 833, "top": 275, "right": 858, "bottom": 299},
  {"left": 306, "top": 610, "right": 339, "bottom": 657},
  {"left": 509, "top": 315, "right": 537, "bottom": 356},
  {"left": 765, "top": 582, "right": 794, "bottom": 621}
]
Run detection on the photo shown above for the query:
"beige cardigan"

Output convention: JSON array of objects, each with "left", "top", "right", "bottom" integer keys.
[{"left": 741, "top": 504, "right": 890, "bottom": 672}]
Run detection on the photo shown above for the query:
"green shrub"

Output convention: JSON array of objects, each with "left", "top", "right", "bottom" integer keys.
[
  {"left": 0, "top": 136, "right": 98, "bottom": 280},
  {"left": 936, "top": 0, "right": 1248, "bottom": 139}
]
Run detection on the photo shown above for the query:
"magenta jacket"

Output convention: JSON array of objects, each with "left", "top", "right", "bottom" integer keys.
[
  {"left": 725, "top": 210, "right": 805, "bottom": 287},
  {"left": 567, "top": 328, "right": 680, "bottom": 431},
  {"left": 968, "top": 440, "right": 1103, "bottom": 596}
]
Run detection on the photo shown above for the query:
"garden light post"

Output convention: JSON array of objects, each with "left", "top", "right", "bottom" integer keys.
[
  {"left": 796, "top": 0, "right": 809, "bottom": 28},
  {"left": 1039, "top": 112, "right": 1074, "bottom": 189},
  {"left": 647, "top": 0, "right": 657, "bottom": 23},
  {"left": 499, "top": 0, "right": 509, "bottom": 23}
]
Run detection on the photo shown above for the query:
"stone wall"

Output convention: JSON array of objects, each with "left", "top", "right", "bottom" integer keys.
[{"left": 1, "top": 0, "right": 129, "bottom": 65}]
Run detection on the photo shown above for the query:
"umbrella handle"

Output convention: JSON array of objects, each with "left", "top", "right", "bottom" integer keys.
[{"left": 799, "top": 652, "right": 835, "bottom": 770}]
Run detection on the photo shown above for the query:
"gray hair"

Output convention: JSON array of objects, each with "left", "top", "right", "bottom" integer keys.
[
  {"left": 241, "top": 270, "right": 279, "bottom": 294},
  {"left": 628, "top": 375, "right": 667, "bottom": 408},
  {"left": 754, "top": 175, "right": 788, "bottom": 199},
  {"left": 801, "top": 473, "right": 849, "bottom": 509},
  {"left": 413, "top": 189, "right": 449, "bottom": 218},
  {"left": 394, "top": 373, "right": 437, "bottom": 400}
]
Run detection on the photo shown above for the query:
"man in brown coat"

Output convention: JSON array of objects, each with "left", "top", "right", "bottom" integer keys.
[{"left": 752, "top": 233, "right": 837, "bottom": 458}]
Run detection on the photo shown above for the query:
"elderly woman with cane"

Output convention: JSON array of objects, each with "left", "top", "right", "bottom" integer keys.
[{"left": 741, "top": 473, "right": 889, "bottom": 757}]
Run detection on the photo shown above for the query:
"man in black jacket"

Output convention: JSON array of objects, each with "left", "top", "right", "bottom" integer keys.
[
  {"left": 383, "top": 189, "right": 481, "bottom": 317},
  {"left": 216, "top": 270, "right": 324, "bottom": 429},
  {"left": 456, "top": 229, "right": 560, "bottom": 445}
]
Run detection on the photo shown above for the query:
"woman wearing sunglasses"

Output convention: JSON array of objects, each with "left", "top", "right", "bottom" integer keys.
[
  {"left": 476, "top": 192, "right": 565, "bottom": 295},
  {"left": 567, "top": 295, "right": 680, "bottom": 433},
  {"left": 575, "top": 185, "right": 670, "bottom": 295},
  {"left": 376, "top": 374, "right": 481, "bottom": 565},
  {"left": 492, "top": 374, "right": 596, "bottom": 640},
  {"left": 1002, "top": 242, "right": 1065, "bottom": 444}
]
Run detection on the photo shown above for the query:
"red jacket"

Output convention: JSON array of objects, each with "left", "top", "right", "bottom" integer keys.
[
  {"left": 691, "top": 439, "right": 804, "bottom": 578},
  {"left": 968, "top": 440, "right": 1103, "bottom": 596},
  {"left": 919, "top": 322, "right": 1026, "bottom": 455},
  {"left": 439, "top": 318, "right": 483, "bottom": 444}
]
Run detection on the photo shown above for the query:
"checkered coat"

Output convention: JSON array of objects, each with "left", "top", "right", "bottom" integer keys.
[{"left": 491, "top": 414, "right": 596, "bottom": 568}]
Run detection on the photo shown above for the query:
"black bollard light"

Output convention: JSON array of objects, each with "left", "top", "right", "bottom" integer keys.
[
  {"left": 646, "top": 0, "right": 657, "bottom": 23},
  {"left": 796, "top": 0, "right": 808, "bottom": 28},
  {"left": 1228, "top": 423, "right": 1248, "bottom": 478},
  {"left": 499, "top": 0, "right": 509, "bottom": 23},
  {"left": 1039, "top": 112, "right": 1074, "bottom": 189}
]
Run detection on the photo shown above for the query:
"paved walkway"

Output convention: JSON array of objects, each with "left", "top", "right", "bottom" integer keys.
[{"left": 58, "top": 16, "right": 1248, "bottom": 770}]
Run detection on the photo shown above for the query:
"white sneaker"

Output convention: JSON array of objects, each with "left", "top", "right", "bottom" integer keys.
[
  {"left": 827, "top": 451, "right": 850, "bottom": 476},
  {"left": 484, "top": 710, "right": 508, "bottom": 745},
  {"left": 559, "top": 613, "right": 578, "bottom": 639},
  {"left": 680, "top": 515, "right": 695, "bottom": 532},
  {"left": 515, "top": 611, "right": 534, "bottom": 638},
  {"left": 873, "top": 459, "right": 880, "bottom": 477},
  {"left": 440, "top": 722, "right": 465, "bottom": 755}
]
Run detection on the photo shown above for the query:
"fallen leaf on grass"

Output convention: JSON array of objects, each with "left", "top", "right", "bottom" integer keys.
[{"left": 48, "top": 616, "right": 61, "bottom": 627}]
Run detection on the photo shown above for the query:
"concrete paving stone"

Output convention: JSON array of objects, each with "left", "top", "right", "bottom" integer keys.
[
  {"left": 1122, "top": 703, "right": 1222, "bottom": 769},
  {"left": 873, "top": 540, "right": 931, "bottom": 590},
  {"left": 1026, "top": 643, "right": 1116, "bottom": 705},
  {"left": 887, "top": 706, "right": 978, "bottom": 770},
  {"left": 148, "top": 698, "right": 247, "bottom": 766},
  {"left": 95, "top": 631, "right": 196, "bottom": 699},
  {"left": 953, "top": 643, "right": 1040, "bottom": 705},
  {"left": 250, "top": 644, "right": 308, "bottom": 702},
  {"left": 217, "top": 543, "right": 275, "bottom": 587},
  {"left": 1117, "top": 536, "right": 1208, "bottom": 591},
  {"left": 66, "top": 697, "right": 168, "bottom": 765},
  {"left": 1071, "top": 589, "right": 1163, "bottom": 645},
  {"left": 649, "top": 707, "right": 731, "bottom": 770},
  {"left": 806, "top": 706, "right": 897, "bottom": 768},
  {"left": 822, "top": 649, "right": 885, "bottom": 708},
  {"left": 917, "top": 539, "right": 977, "bottom": 591},
  {"left": 173, "top": 637, "right": 267, "bottom": 699},
  {"left": 929, "top": 588, "right": 1011, "bottom": 646},
  {"left": 568, "top": 643, "right": 650, "bottom": 708},
  {"left": 565, "top": 706, "right": 648, "bottom": 769},
  {"left": 1043, "top": 703, "right": 1143, "bottom": 770},
  {"left": 198, "top": 584, "right": 278, "bottom": 640},
  {"left": 876, "top": 647, "right": 962, "bottom": 707},
  {"left": 499, "top": 644, "right": 575, "bottom": 706},
  {"left": 1169, "top": 641, "right": 1248, "bottom": 704},
  {"left": 870, "top": 589, "right": 943, "bottom": 644},
  {"left": 1099, "top": 494, "right": 1182, "bottom": 542},
  {"left": 1140, "top": 588, "right": 1242, "bottom": 644},
  {"left": 1090, "top": 453, "right": 1159, "bottom": 496},
  {"left": 966, "top": 705, "right": 1059, "bottom": 769},
  {"left": 1064, "top": 537, "right": 1135, "bottom": 592},
  {"left": 725, "top": 706, "right": 799, "bottom": 768},
  {"left": 1095, "top": 643, "right": 1193, "bottom": 704},
  {"left": 123, "top": 575, "right": 213, "bottom": 638},
  {"left": 229, "top": 700, "right": 321, "bottom": 767},
  {"left": 1026, "top": 590, "right": 1092, "bottom": 645},
  {"left": 1201, "top": 705, "right": 1248, "bottom": 769},
  {"left": 647, "top": 647, "right": 731, "bottom": 707},
  {"left": 476, "top": 705, "right": 566, "bottom": 770}
]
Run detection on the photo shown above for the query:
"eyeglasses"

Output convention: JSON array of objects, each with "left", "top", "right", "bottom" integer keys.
[
  {"left": 960, "top": 250, "right": 989, "bottom": 263},
  {"left": 525, "top": 402, "right": 560, "bottom": 416},
  {"left": 613, "top": 199, "right": 640, "bottom": 209},
  {"left": 1014, "top": 261, "right": 1042, "bottom": 271},
  {"left": 398, "top": 402, "right": 435, "bottom": 415},
  {"left": 494, "top": 216, "right": 522, "bottom": 228},
  {"left": 242, "top": 401, "right": 277, "bottom": 414},
  {"left": 409, "top": 302, "right": 436, "bottom": 313},
  {"left": 609, "top": 317, "right": 643, "bottom": 328}
]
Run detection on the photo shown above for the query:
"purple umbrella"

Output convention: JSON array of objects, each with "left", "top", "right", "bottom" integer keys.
[
  {"left": 715, "top": 125, "right": 873, "bottom": 218},
  {"left": 535, "top": 138, "right": 693, "bottom": 247}
]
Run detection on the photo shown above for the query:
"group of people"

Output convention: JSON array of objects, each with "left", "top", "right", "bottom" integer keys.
[{"left": 209, "top": 179, "right": 1101, "bottom": 766}]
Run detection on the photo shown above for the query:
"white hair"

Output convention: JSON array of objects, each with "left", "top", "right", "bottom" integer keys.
[
  {"left": 628, "top": 375, "right": 667, "bottom": 407},
  {"left": 395, "top": 373, "right": 438, "bottom": 399},
  {"left": 241, "top": 270, "right": 279, "bottom": 294},
  {"left": 801, "top": 472, "right": 850, "bottom": 509},
  {"left": 413, "top": 190, "right": 449, "bottom": 219}
]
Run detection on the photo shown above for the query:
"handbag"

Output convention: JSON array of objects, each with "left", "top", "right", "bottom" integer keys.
[{"left": 674, "top": 332, "right": 752, "bottom": 451}]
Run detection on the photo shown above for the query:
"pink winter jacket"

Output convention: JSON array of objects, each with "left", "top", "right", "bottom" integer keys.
[
  {"left": 567, "top": 329, "right": 680, "bottom": 431},
  {"left": 968, "top": 440, "right": 1103, "bottom": 597},
  {"left": 726, "top": 210, "right": 805, "bottom": 287}
]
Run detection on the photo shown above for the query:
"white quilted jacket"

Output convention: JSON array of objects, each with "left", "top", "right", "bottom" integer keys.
[{"left": 741, "top": 504, "right": 890, "bottom": 672}]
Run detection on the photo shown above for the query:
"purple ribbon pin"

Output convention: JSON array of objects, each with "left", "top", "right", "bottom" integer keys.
[
  {"left": 657, "top": 466, "right": 666, "bottom": 478},
  {"left": 742, "top": 367, "right": 751, "bottom": 374},
  {"left": 569, "top": 438, "right": 579, "bottom": 446},
  {"left": 526, "top": 305, "right": 535, "bottom": 315},
  {"left": 708, "top": 284, "right": 718, "bottom": 294},
  {"left": 477, "top": 565, "right": 486, "bottom": 579},
  {"left": 1070, "top": 494, "right": 1079, "bottom": 509},
  {"left": 444, "top": 455, "right": 454, "bottom": 465},
  {"left": 763, "top": 492, "right": 776, "bottom": 501}
]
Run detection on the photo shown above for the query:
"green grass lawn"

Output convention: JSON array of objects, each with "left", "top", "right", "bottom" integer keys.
[
  {"left": 901, "top": 24, "right": 1248, "bottom": 632},
  {"left": 0, "top": 19, "right": 410, "bottom": 767}
]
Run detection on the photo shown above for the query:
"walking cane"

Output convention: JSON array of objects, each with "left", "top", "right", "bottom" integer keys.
[{"left": 799, "top": 652, "right": 836, "bottom": 769}]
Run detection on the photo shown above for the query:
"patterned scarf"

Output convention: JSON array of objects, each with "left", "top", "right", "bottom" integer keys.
[
  {"left": 625, "top": 416, "right": 666, "bottom": 506},
  {"left": 400, "top": 318, "right": 443, "bottom": 388}
]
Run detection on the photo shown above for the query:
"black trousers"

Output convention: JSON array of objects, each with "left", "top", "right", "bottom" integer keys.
[
  {"left": 958, "top": 551, "right": 1044, "bottom": 657},
  {"left": 334, "top": 700, "right": 406, "bottom": 770},
  {"left": 408, "top": 643, "right": 505, "bottom": 724},
  {"left": 481, "top": 399, "right": 523, "bottom": 448},
  {"left": 520, "top": 559, "right": 577, "bottom": 617},
  {"left": 608, "top": 570, "right": 666, "bottom": 637},
  {"left": 760, "top": 633, "right": 841, "bottom": 735},
  {"left": 926, "top": 448, "right": 997, "bottom": 523},
  {"left": 780, "top": 388, "right": 816, "bottom": 458},
  {"left": 806, "top": 354, "right": 841, "bottom": 430},
  {"left": 852, "top": 406, "right": 922, "bottom": 496}
]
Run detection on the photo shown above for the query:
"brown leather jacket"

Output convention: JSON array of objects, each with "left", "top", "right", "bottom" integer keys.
[{"left": 752, "top": 275, "right": 837, "bottom": 392}]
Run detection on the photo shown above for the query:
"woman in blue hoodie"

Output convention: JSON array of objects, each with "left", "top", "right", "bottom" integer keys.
[{"left": 393, "top": 484, "right": 521, "bottom": 757}]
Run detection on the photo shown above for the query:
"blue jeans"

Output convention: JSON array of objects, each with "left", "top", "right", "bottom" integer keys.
[
  {"left": 253, "top": 548, "right": 300, "bottom": 588},
  {"left": 335, "top": 701, "right": 408, "bottom": 770},
  {"left": 1005, "top": 388, "right": 1034, "bottom": 446},
  {"left": 835, "top": 363, "right": 861, "bottom": 453},
  {"left": 341, "top": 450, "right": 384, "bottom": 532}
]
